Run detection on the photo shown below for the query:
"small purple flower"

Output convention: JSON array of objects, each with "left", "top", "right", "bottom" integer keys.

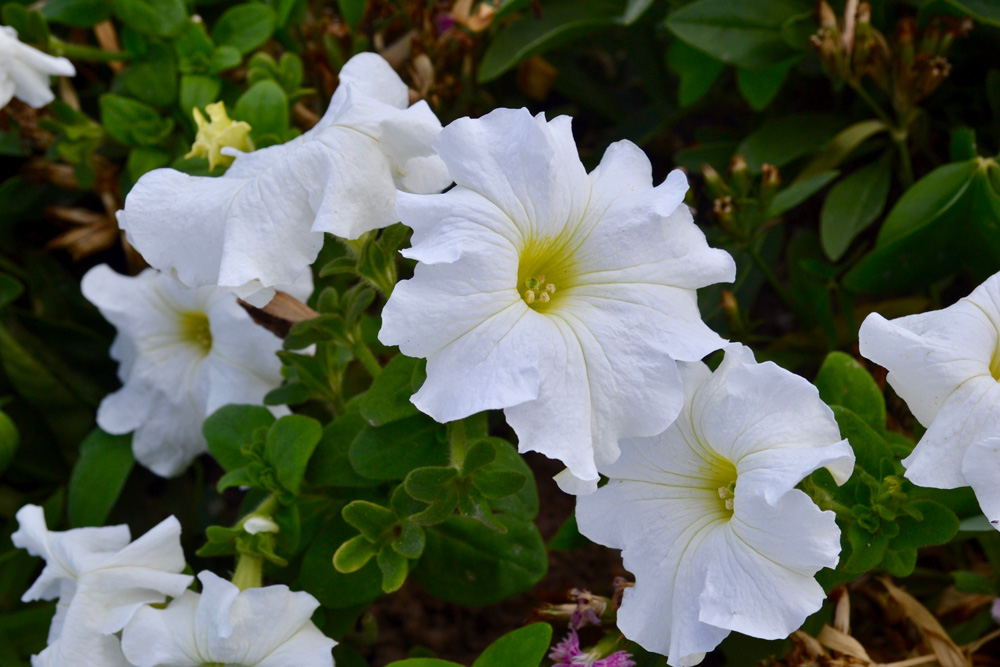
[
  {"left": 992, "top": 597, "right": 1000, "bottom": 625},
  {"left": 434, "top": 12, "right": 457, "bottom": 33},
  {"left": 549, "top": 629, "right": 636, "bottom": 667}
]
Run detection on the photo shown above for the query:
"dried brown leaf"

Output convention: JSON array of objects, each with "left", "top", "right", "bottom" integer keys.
[
  {"left": 880, "top": 578, "right": 968, "bottom": 667},
  {"left": 817, "top": 625, "right": 873, "bottom": 663}
]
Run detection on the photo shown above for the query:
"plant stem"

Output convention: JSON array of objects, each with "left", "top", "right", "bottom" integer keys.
[
  {"left": 49, "top": 38, "right": 129, "bottom": 62},
  {"left": 449, "top": 420, "right": 467, "bottom": 469},
  {"left": 892, "top": 128, "right": 915, "bottom": 188},
  {"left": 353, "top": 341, "right": 382, "bottom": 379},
  {"left": 231, "top": 553, "right": 263, "bottom": 591}
]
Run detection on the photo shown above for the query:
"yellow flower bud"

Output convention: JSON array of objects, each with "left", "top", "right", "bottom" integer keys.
[{"left": 185, "top": 101, "right": 253, "bottom": 172}]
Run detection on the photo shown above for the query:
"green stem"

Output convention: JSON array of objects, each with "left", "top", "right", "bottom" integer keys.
[
  {"left": 747, "top": 243, "right": 796, "bottom": 311},
  {"left": 893, "top": 128, "right": 915, "bottom": 188},
  {"left": 848, "top": 81, "right": 894, "bottom": 127},
  {"left": 49, "top": 37, "right": 129, "bottom": 63},
  {"left": 449, "top": 421, "right": 467, "bottom": 469},
  {"left": 231, "top": 553, "right": 263, "bottom": 591},
  {"left": 353, "top": 341, "right": 382, "bottom": 379}
]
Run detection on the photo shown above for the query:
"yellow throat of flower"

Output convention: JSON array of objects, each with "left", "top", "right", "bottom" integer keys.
[
  {"left": 517, "top": 236, "right": 580, "bottom": 312},
  {"left": 701, "top": 449, "right": 738, "bottom": 516},
  {"left": 185, "top": 101, "right": 254, "bottom": 172},
  {"left": 179, "top": 311, "right": 212, "bottom": 355},
  {"left": 991, "top": 334, "right": 1000, "bottom": 381}
]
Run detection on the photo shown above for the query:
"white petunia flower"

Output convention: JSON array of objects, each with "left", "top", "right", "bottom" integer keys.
[
  {"left": 81, "top": 265, "right": 310, "bottom": 477},
  {"left": 379, "top": 107, "right": 736, "bottom": 492},
  {"left": 858, "top": 271, "right": 1000, "bottom": 490},
  {"left": 575, "top": 345, "right": 854, "bottom": 665},
  {"left": 121, "top": 570, "right": 335, "bottom": 667},
  {"left": 118, "top": 52, "right": 451, "bottom": 307},
  {"left": 11, "top": 504, "right": 193, "bottom": 667},
  {"left": 964, "top": 436, "right": 1000, "bottom": 530},
  {"left": 0, "top": 26, "right": 75, "bottom": 109}
]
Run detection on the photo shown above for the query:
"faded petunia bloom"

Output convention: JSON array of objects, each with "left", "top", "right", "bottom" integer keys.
[
  {"left": 81, "top": 264, "right": 310, "bottom": 477},
  {"left": 121, "top": 570, "right": 335, "bottom": 667},
  {"left": 859, "top": 271, "right": 1000, "bottom": 490},
  {"left": 550, "top": 629, "right": 636, "bottom": 667},
  {"left": 380, "top": 107, "right": 736, "bottom": 493},
  {"left": 185, "top": 101, "right": 253, "bottom": 171},
  {"left": 119, "top": 51, "right": 451, "bottom": 307},
  {"left": 11, "top": 504, "right": 192, "bottom": 667},
  {"left": 0, "top": 26, "right": 75, "bottom": 109},
  {"left": 576, "top": 345, "right": 854, "bottom": 665}
]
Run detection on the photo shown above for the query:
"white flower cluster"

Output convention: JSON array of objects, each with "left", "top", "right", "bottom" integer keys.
[
  {"left": 12, "top": 505, "right": 334, "bottom": 667},
  {"left": 71, "top": 51, "right": 863, "bottom": 665},
  {"left": 860, "top": 271, "right": 1000, "bottom": 533}
]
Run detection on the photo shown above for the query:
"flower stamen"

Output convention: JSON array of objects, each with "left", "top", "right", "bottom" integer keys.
[{"left": 523, "top": 274, "right": 558, "bottom": 307}]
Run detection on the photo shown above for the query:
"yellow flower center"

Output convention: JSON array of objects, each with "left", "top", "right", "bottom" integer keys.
[
  {"left": 698, "top": 447, "right": 738, "bottom": 516},
  {"left": 516, "top": 236, "right": 579, "bottom": 312},
  {"left": 991, "top": 336, "right": 1000, "bottom": 381},
  {"left": 179, "top": 311, "right": 212, "bottom": 355}
]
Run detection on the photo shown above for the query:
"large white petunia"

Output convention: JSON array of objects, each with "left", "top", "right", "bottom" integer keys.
[
  {"left": 575, "top": 345, "right": 854, "bottom": 665},
  {"left": 379, "top": 107, "right": 736, "bottom": 492},
  {"left": 121, "top": 570, "right": 335, "bottom": 667},
  {"left": 81, "top": 265, "right": 309, "bottom": 477},
  {"left": 0, "top": 26, "right": 75, "bottom": 109},
  {"left": 119, "top": 52, "right": 451, "bottom": 307},
  {"left": 11, "top": 504, "right": 192, "bottom": 667},
  {"left": 858, "top": 271, "right": 1000, "bottom": 490}
]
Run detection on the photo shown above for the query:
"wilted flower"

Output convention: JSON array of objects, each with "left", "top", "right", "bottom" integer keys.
[
  {"left": 576, "top": 345, "right": 854, "bottom": 665},
  {"left": 859, "top": 271, "right": 1000, "bottom": 490},
  {"left": 81, "top": 264, "right": 310, "bottom": 476},
  {"left": 119, "top": 52, "right": 451, "bottom": 307},
  {"left": 11, "top": 504, "right": 192, "bottom": 667},
  {"left": 380, "top": 107, "right": 735, "bottom": 493},
  {"left": 550, "top": 628, "right": 636, "bottom": 667},
  {"left": 0, "top": 26, "right": 75, "bottom": 108},
  {"left": 185, "top": 101, "right": 253, "bottom": 171},
  {"left": 121, "top": 571, "right": 335, "bottom": 667}
]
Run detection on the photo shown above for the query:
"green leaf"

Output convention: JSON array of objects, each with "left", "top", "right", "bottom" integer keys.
[
  {"left": 474, "top": 623, "right": 553, "bottom": 667},
  {"left": 349, "top": 414, "right": 448, "bottom": 480},
  {"left": 478, "top": 438, "right": 539, "bottom": 521},
  {"left": 876, "top": 159, "right": 980, "bottom": 247},
  {"left": 391, "top": 522, "right": 426, "bottom": 559},
  {"left": 120, "top": 43, "right": 177, "bottom": 107},
  {"left": 0, "top": 409, "right": 20, "bottom": 476},
  {"left": 478, "top": 0, "right": 623, "bottom": 83},
  {"left": 99, "top": 94, "right": 174, "bottom": 147},
  {"left": 203, "top": 404, "right": 275, "bottom": 471},
  {"left": 43, "top": 0, "right": 111, "bottom": 27},
  {"left": 736, "top": 113, "right": 844, "bottom": 173},
  {"left": 891, "top": 500, "right": 960, "bottom": 550},
  {"left": 665, "top": 0, "right": 809, "bottom": 69},
  {"left": 278, "top": 52, "right": 304, "bottom": 93},
  {"left": 342, "top": 501, "right": 396, "bottom": 541},
  {"left": 212, "top": 3, "right": 277, "bottom": 55},
  {"left": 0, "top": 323, "right": 92, "bottom": 450},
  {"left": 0, "top": 274, "right": 24, "bottom": 309},
  {"left": 209, "top": 46, "right": 242, "bottom": 74},
  {"left": 308, "top": 413, "right": 377, "bottom": 487},
  {"left": 765, "top": 170, "right": 839, "bottom": 217},
  {"left": 336, "top": 0, "right": 365, "bottom": 28},
  {"left": 265, "top": 414, "right": 323, "bottom": 495},
  {"left": 548, "top": 514, "right": 591, "bottom": 551},
  {"left": 843, "top": 522, "right": 889, "bottom": 573},
  {"left": 377, "top": 545, "right": 408, "bottom": 593},
  {"left": 414, "top": 514, "right": 547, "bottom": 605},
  {"left": 621, "top": 0, "right": 654, "bottom": 23},
  {"left": 820, "top": 153, "right": 892, "bottom": 261},
  {"left": 405, "top": 467, "right": 458, "bottom": 503},
  {"left": 385, "top": 661, "right": 464, "bottom": 667},
  {"left": 952, "top": 570, "right": 998, "bottom": 595},
  {"left": 68, "top": 429, "right": 134, "bottom": 527},
  {"left": 796, "top": 119, "right": 890, "bottom": 183},
  {"left": 332, "top": 534, "right": 378, "bottom": 573},
  {"left": 666, "top": 39, "right": 725, "bottom": 107},
  {"left": 233, "top": 80, "right": 289, "bottom": 146},
  {"left": 472, "top": 470, "right": 526, "bottom": 500},
  {"left": 359, "top": 354, "right": 421, "bottom": 426},
  {"left": 461, "top": 440, "right": 496, "bottom": 475},
  {"left": 299, "top": 512, "right": 383, "bottom": 608},
  {"left": 950, "top": 127, "right": 978, "bottom": 162},
  {"left": 880, "top": 547, "right": 917, "bottom": 577},
  {"left": 126, "top": 147, "right": 170, "bottom": 183},
  {"left": 216, "top": 467, "right": 258, "bottom": 492},
  {"left": 831, "top": 406, "right": 891, "bottom": 477},
  {"left": 112, "top": 0, "right": 186, "bottom": 36},
  {"left": 815, "top": 352, "right": 886, "bottom": 433},
  {"left": 179, "top": 75, "right": 221, "bottom": 118},
  {"left": 926, "top": 0, "right": 1000, "bottom": 27},
  {"left": 736, "top": 58, "right": 796, "bottom": 110}
]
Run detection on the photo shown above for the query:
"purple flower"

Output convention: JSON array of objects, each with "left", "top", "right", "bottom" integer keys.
[{"left": 550, "top": 629, "right": 636, "bottom": 667}]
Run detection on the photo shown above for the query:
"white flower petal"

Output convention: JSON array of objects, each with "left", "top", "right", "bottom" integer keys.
[
  {"left": 119, "top": 592, "right": 201, "bottom": 667},
  {"left": 0, "top": 27, "right": 74, "bottom": 109},
  {"left": 963, "top": 437, "right": 1000, "bottom": 529}
]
